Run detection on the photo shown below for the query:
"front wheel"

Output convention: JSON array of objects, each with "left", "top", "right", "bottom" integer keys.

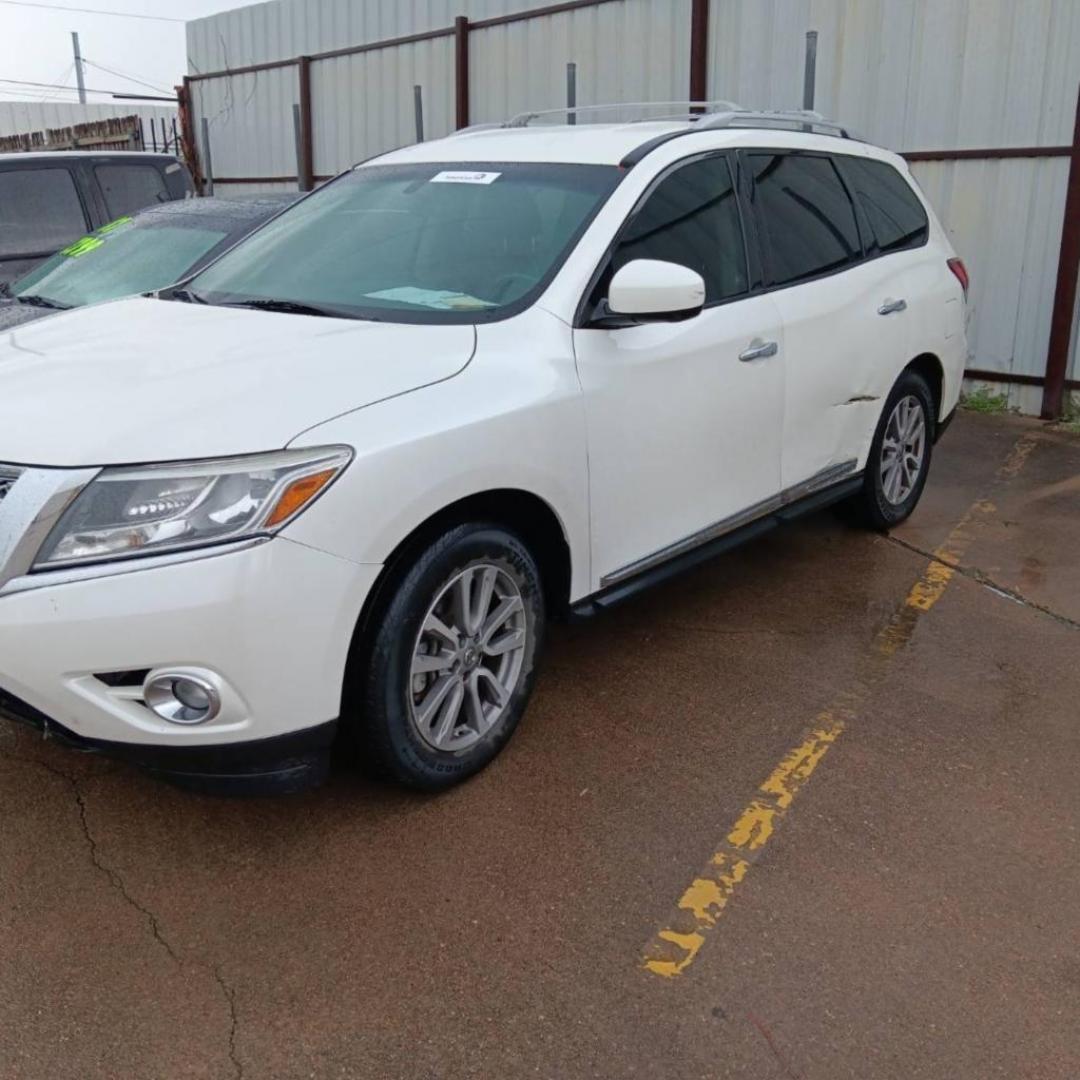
[
  {"left": 350, "top": 523, "right": 545, "bottom": 790},
  {"left": 849, "top": 369, "right": 936, "bottom": 530}
]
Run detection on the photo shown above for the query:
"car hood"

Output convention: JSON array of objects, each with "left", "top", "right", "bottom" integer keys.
[
  {"left": 0, "top": 297, "right": 476, "bottom": 467},
  {"left": 0, "top": 298, "right": 53, "bottom": 333}
]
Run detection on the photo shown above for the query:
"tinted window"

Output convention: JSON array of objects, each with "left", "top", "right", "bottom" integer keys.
[
  {"left": 612, "top": 155, "right": 747, "bottom": 302},
  {"left": 841, "top": 157, "right": 928, "bottom": 254},
  {"left": 748, "top": 153, "right": 861, "bottom": 286},
  {"left": 0, "top": 167, "right": 87, "bottom": 257},
  {"left": 191, "top": 163, "right": 620, "bottom": 324},
  {"left": 94, "top": 163, "right": 169, "bottom": 218}
]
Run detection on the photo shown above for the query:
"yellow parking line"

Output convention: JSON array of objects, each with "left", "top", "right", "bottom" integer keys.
[{"left": 642, "top": 433, "right": 1038, "bottom": 978}]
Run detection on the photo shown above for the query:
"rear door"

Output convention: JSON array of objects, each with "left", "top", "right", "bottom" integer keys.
[
  {"left": 91, "top": 160, "right": 171, "bottom": 220},
  {"left": 743, "top": 150, "right": 911, "bottom": 491},
  {"left": 573, "top": 152, "right": 785, "bottom": 589},
  {"left": 837, "top": 154, "right": 943, "bottom": 397},
  {"left": 0, "top": 164, "right": 91, "bottom": 285}
]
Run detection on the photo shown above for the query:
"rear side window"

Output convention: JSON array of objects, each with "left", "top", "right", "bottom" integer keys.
[
  {"left": 0, "top": 167, "right": 87, "bottom": 257},
  {"left": 612, "top": 155, "right": 748, "bottom": 303},
  {"left": 747, "top": 152, "right": 861, "bottom": 287},
  {"left": 841, "top": 157, "right": 929, "bottom": 254},
  {"left": 94, "top": 163, "right": 169, "bottom": 218}
]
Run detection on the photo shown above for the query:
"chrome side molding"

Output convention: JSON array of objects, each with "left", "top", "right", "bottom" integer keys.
[{"left": 599, "top": 459, "right": 859, "bottom": 588}]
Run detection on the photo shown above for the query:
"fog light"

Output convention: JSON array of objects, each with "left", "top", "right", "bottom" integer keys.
[{"left": 144, "top": 672, "right": 221, "bottom": 725}]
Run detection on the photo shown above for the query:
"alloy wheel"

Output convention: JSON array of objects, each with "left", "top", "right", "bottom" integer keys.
[
  {"left": 880, "top": 394, "right": 927, "bottom": 505},
  {"left": 408, "top": 563, "right": 528, "bottom": 752}
]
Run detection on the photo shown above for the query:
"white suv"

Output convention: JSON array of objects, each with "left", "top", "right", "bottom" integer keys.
[{"left": 0, "top": 109, "right": 968, "bottom": 794}]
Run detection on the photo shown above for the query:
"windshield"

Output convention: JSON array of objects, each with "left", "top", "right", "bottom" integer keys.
[
  {"left": 189, "top": 162, "right": 621, "bottom": 323},
  {"left": 12, "top": 218, "right": 228, "bottom": 308}
]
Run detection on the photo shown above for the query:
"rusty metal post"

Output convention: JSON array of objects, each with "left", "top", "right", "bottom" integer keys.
[
  {"left": 689, "top": 0, "right": 709, "bottom": 111},
  {"left": 178, "top": 77, "right": 203, "bottom": 194},
  {"left": 455, "top": 16, "right": 470, "bottom": 129},
  {"left": 1041, "top": 83, "right": 1080, "bottom": 419},
  {"left": 298, "top": 56, "right": 315, "bottom": 191}
]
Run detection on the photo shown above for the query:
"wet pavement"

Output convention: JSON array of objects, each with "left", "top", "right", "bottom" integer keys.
[{"left": 1, "top": 410, "right": 1078, "bottom": 1079}]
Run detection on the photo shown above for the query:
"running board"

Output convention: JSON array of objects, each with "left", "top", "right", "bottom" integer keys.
[{"left": 569, "top": 471, "right": 863, "bottom": 618}]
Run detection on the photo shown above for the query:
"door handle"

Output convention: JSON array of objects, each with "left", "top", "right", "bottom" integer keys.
[
  {"left": 877, "top": 298, "right": 907, "bottom": 315},
  {"left": 738, "top": 338, "right": 778, "bottom": 362}
]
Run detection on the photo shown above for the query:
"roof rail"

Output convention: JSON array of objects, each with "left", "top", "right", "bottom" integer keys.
[
  {"left": 696, "top": 108, "right": 857, "bottom": 139},
  {"left": 504, "top": 100, "right": 743, "bottom": 127},
  {"left": 495, "top": 101, "right": 858, "bottom": 141},
  {"left": 617, "top": 107, "right": 860, "bottom": 168}
]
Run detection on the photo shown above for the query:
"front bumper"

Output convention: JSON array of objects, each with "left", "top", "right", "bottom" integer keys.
[
  {"left": 0, "top": 685, "right": 337, "bottom": 794},
  {"left": 0, "top": 537, "right": 380, "bottom": 789}
]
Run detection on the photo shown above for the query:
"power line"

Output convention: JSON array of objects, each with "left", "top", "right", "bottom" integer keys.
[
  {"left": 83, "top": 58, "right": 172, "bottom": 95},
  {"left": 35, "top": 60, "right": 73, "bottom": 101},
  {"left": 0, "top": 74, "right": 167, "bottom": 97},
  {"left": 0, "top": 0, "right": 185, "bottom": 21}
]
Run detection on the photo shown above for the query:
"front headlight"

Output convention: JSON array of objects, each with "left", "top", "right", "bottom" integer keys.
[{"left": 33, "top": 446, "right": 352, "bottom": 570}]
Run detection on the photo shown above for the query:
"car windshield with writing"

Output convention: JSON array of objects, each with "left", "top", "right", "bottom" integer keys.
[{"left": 187, "top": 163, "right": 622, "bottom": 323}]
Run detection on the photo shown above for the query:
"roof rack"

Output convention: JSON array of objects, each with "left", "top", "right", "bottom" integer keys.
[
  {"left": 615, "top": 107, "right": 859, "bottom": 168},
  {"left": 504, "top": 101, "right": 743, "bottom": 127},
  {"left": 498, "top": 101, "right": 856, "bottom": 139},
  {"left": 696, "top": 108, "right": 856, "bottom": 139}
]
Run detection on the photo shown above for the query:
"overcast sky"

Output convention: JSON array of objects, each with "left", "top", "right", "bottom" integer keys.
[{"left": 0, "top": 0, "right": 260, "bottom": 104}]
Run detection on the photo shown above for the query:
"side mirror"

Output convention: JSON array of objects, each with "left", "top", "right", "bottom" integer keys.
[{"left": 606, "top": 259, "right": 706, "bottom": 322}]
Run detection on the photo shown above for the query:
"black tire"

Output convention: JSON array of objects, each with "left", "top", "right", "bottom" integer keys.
[
  {"left": 349, "top": 523, "right": 545, "bottom": 790},
  {"left": 849, "top": 368, "right": 936, "bottom": 530}
]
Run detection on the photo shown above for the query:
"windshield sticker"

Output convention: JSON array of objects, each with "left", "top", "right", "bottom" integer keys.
[
  {"left": 429, "top": 171, "right": 502, "bottom": 186},
  {"left": 365, "top": 287, "right": 497, "bottom": 311},
  {"left": 60, "top": 236, "right": 104, "bottom": 258},
  {"left": 96, "top": 215, "right": 133, "bottom": 235}
]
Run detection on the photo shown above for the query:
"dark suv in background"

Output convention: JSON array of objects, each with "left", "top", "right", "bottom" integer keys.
[{"left": 0, "top": 150, "right": 193, "bottom": 286}]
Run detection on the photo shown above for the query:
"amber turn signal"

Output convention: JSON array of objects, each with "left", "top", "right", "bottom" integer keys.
[{"left": 264, "top": 468, "right": 338, "bottom": 528}]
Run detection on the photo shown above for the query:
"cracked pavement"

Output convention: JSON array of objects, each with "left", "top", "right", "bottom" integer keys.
[{"left": 1, "top": 411, "right": 1079, "bottom": 1079}]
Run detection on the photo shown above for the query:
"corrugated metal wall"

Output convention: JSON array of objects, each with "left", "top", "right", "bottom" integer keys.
[
  {"left": 186, "top": 0, "right": 1080, "bottom": 412},
  {"left": 705, "top": 0, "right": 1080, "bottom": 408},
  {"left": 185, "top": 0, "right": 598, "bottom": 189},
  {"left": 469, "top": 0, "right": 690, "bottom": 123},
  {"left": 188, "top": 0, "right": 529, "bottom": 72},
  {"left": 191, "top": 65, "right": 298, "bottom": 185},
  {"left": 0, "top": 101, "right": 177, "bottom": 143},
  {"left": 311, "top": 38, "right": 456, "bottom": 174}
]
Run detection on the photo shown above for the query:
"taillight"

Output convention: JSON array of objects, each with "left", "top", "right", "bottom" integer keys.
[{"left": 947, "top": 257, "right": 969, "bottom": 299}]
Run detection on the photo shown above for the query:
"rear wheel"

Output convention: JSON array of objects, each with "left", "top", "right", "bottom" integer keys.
[
  {"left": 850, "top": 369, "right": 936, "bottom": 530},
  {"left": 351, "top": 523, "right": 544, "bottom": 790}
]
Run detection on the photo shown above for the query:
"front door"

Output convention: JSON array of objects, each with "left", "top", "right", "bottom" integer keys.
[{"left": 573, "top": 153, "right": 785, "bottom": 590}]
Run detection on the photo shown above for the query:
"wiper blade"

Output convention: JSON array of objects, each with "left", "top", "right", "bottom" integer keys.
[
  {"left": 15, "top": 294, "right": 69, "bottom": 310},
  {"left": 166, "top": 287, "right": 208, "bottom": 304},
  {"left": 221, "top": 297, "right": 344, "bottom": 318}
]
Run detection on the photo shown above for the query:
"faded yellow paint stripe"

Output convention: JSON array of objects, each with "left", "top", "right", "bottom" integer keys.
[
  {"left": 759, "top": 718, "right": 845, "bottom": 809},
  {"left": 641, "top": 432, "right": 1038, "bottom": 978},
  {"left": 904, "top": 559, "right": 955, "bottom": 611}
]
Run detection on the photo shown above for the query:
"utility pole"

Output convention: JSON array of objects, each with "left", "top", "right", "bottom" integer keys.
[{"left": 71, "top": 31, "right": 86, "bottom": 104}]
